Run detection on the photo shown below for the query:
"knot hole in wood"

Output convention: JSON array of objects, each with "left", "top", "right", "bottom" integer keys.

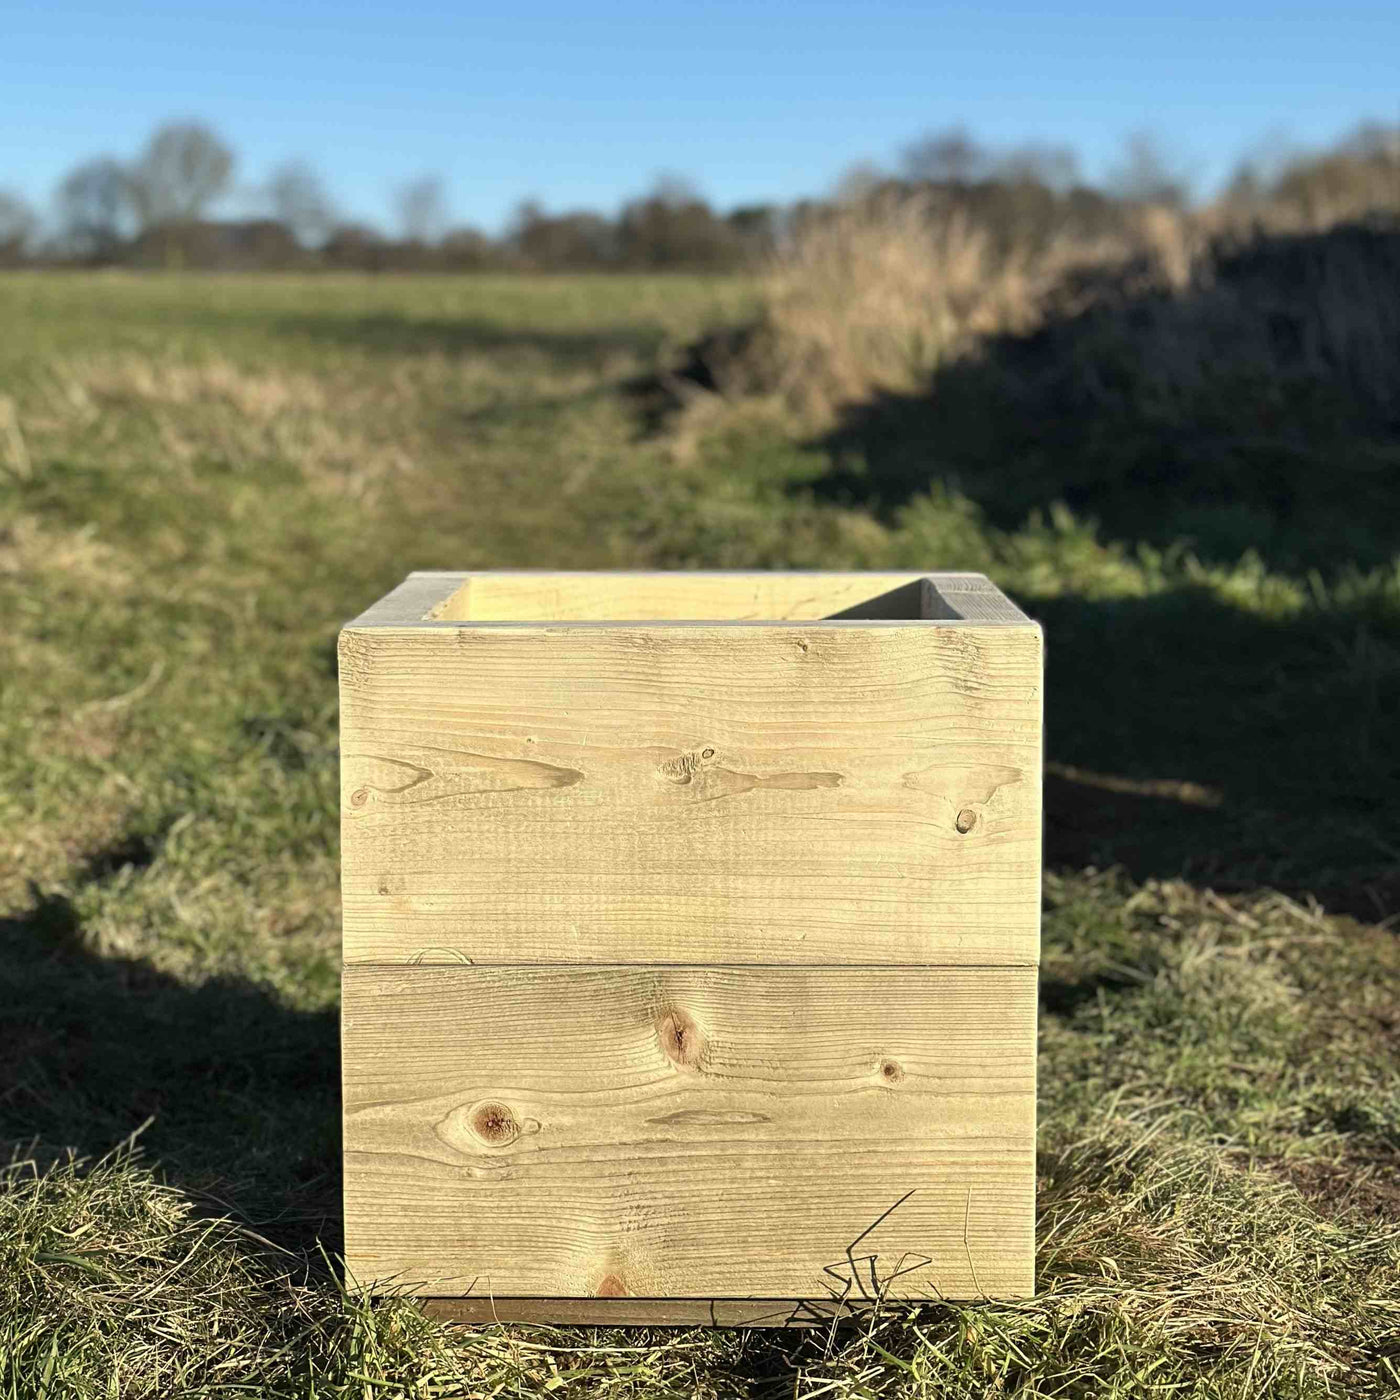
[
  {"left": 470, "top": 1101, "right": 520, "bottom": 1146},
  {"left": 656, "top": 1007, "right": 706, "bottom": 1069}
]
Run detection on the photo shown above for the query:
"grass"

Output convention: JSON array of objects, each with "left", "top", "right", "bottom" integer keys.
[
  {"left": 709, "top": 198, "right": 1400, "bottom": 574},
  {"left": 1, "top": 268, "right": 1398, "bottom": 1397}
]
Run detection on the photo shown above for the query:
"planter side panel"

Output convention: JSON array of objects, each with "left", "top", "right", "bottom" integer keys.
[
  {"left": 339, "top": 622, "right": 1042, "bottom": 966},
  {"left": 342, "top": 963, "right": 1037, "bottom": 1300}
]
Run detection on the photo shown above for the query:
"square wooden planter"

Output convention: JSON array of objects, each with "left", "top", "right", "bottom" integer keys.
[{"left": 338, "top": 571, "right": 1042, "bottom": 1325}]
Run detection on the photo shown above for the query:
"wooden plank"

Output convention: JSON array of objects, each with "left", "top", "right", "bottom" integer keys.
[
  {"left": 346, "top": 573, "right": 463, "bottom": 627},
  {"left": 342, "top": 964, "right": 1037, "bottom": 1302},
  {"left": 420, "top": 1296, "right": 871, "bottom": 1328},
  {"left": 344, "top": 571, "right": 1034, "bottom": 627},
  {"left": 922, "top": 573, "right": 1034, "bottom": 624},
  {"left": 339, "top": 620, "right": 1042, "bottom": 966},
  {"left": 429, "top": 570, "right": 1025, "bottom": 624},
  {"left": 443, "top": 570, "right": 936, "bottom": 622}
]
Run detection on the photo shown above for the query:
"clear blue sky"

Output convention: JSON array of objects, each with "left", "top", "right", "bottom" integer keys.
[{"left": 3, "top": 0, "right": 1397, "bottom": 234}]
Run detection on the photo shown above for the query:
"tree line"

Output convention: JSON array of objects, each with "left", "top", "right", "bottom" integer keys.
[
  {"left": 0, "top": 119, "right": 1395, "bottom": 273},
  {"left": 0, "top": 122, "right": 789, "bottom": 272}
]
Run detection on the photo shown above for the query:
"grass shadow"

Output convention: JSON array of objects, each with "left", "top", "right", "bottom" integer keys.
[
  {"left": 270, "top": 312, "right": 667, "bottom": 367},
  {"left": 0, "top": 857, "right": 340, "bottom": 1257},
  {"left": 1031, "top": 583, "right": 1399, "bottom": 919}
]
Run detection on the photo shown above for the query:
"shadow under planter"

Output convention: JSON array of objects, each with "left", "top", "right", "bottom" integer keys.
[{"left": 0, "top": 857, "right": 341, "bottom": 1258}]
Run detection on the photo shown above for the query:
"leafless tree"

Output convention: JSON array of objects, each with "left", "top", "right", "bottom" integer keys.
[
  {"left": 995, "top": 142, "right": 1081, "bottom": 193},
  {"left": 55, "top": 156, "right": 131, "bottom": 257},
  {"left": 507, "top": 200, "right": 618, "bottom": 269},
  {"left": 1224, "top": 131, "right": 1305, "bottom": 204},
  {"left": 647, "top": 172, "right": 705, "bottom": 209},
  {"left": 618, "top": 175, "right": 735, "bottom": 269},
  {"left": 1341, "top": 121, "right": 1400, "bottom": 162},
  {"left": 268, "top": 160, "right": 336, "bottom": 247},
  {"left": 833, "top": 161, "right": 886, "bottom": 205},
  {"left": 128, "top": 121, "right": 234, "bottom": 229},
  {"left": 0, "top": 189, "right": 38, "bottom": 262},
  {"left": 902, "top": 127, "right": 1081, "bottom": 192},
  {"left": 900, "top": 127, "right": 989, "bottom": 184},
  {"left": 395, "top": 175, "right": 449, "bottom": 245},
  {"left": 1105, "top": 131, "right": 1193, "bottom": 207}
]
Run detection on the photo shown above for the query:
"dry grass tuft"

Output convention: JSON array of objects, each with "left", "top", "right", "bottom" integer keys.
[
  {"left": 75, "top": 354, "right": 331, "bottom": 421},
  {"left": 0, "top": 512, "right": 133, "bottom": 586},
  {"left": 1, "top": 1143, "right": 320, "bottom": 1396},
  {"left": 47, "top": 352, "right": 422, "bottom": 502},
  {"left": 715, "top": 176, "right": 1396, "bottom": 432},
  {"left": 731, "top": 192, "right": 1195, "bottom": 423}
]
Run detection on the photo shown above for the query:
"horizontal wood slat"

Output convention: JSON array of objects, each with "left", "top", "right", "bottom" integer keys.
[
  {"left": 342, "top": 964, "right": 1037, "bottom": 1301},
  {"left": 339, "top": 619, "right": 1042, "bottom": 965}
]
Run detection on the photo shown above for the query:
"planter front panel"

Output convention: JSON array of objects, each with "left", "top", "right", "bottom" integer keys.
[
  {"left": 342, "top": 963, "right": 1036, "bottom": 1301},
  {"left": 340, "top": 620, "right": 1041, "bottom": 967}
]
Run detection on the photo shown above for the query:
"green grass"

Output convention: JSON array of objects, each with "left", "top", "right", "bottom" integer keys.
[{"left": 1, "top": 271, "right": 1397, "bottom": 1398}]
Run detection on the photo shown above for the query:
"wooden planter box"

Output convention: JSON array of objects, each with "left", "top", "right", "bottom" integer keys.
[{"left": 339, "top": 571, "right": 1042, "bottom": 1325}]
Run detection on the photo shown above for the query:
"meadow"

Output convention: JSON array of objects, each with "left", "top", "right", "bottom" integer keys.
[{"left": 1, "top": 259, "right": 1398, "bottom": 1397}]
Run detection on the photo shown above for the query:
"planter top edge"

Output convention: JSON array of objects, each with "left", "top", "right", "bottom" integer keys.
[
  {"left": 345, "top": 570, "right": 1034, "bottom": 629},
  {"left": 341, "top": 617, "right": 1041, "bottom": 630}
]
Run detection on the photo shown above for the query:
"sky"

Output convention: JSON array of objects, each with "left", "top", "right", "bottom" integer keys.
[{"left": 3, "top": 0, "right": 1398, "bottom": 235}]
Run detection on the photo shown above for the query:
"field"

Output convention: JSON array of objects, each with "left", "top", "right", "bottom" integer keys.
[{"left": 2, "top": 268, "right": 1398, "bottom": 1397}]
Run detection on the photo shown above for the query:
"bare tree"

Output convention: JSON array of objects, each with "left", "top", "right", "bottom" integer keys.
[
  {"left": 1341, "top": 121, "right": 1400, "bottom": 162},
  {"left": 901, "top": 127, "right": 1082, "bottom": 192},
  {"left": 1224, "top": 130, "right": 1304, "bottom": 204},
  {"left": 1105, "top": 131, "right": 1193, "bottom": 207},
  {"left": 618, "top": 175, "right": 735, "bottom": 269},
  {"left": 0, "top": 189, "right": 38, "bottom": 263},
  {"left": 395, "top": 175, "right": 449, "bottom": 245},
  {"left": 647, "top": 172, "right": 705, "bottom": 209},
  {"left": 268, "top": 160, "right": 336, "bottom": 247},
  {"left": 900, "top": 127, "right": 989, "bottom": 184},
  {"left": 833, "top": 161, "right": 886, "bottom": 205},
  {"left": 128, "top": 121, "right": 235, "bottom": 229},
  {"left": 507, "top": 200, "right": 618, "bottom": 270},
  {"left": 55, "top": 156, "right": 131, "bottom": 258},
  {"left": 994, "top": 142, "right": 1081, "bottom": 193}
]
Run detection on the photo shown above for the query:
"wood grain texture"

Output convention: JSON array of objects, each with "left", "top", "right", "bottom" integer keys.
[
  {"left": 339, "top": 619, "right": 1042, "bottom": 965},
  {"left": 342, "top": 964, "right": 1036, "bottom": 1301}
]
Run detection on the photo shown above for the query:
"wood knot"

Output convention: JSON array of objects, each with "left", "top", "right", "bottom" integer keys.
[
  {"left": 657, "top": 1007, "right": 705, "bottom": 1069},
  {"left": 658, "top": 748, "right": 715, "bottom": 785},
  {"left": 880, "top": 1059, "right": 905, "bottom": 1084},
  {"left": 955, "top": 808, "right": 978, "bottom": 834},
  {"left": 350, "top": 787, "right": 370, "bottom": 808},
  {"left": 596, "top": 1273, "right": 628, "bottom": 1297},
  {"left": 470, "top": 1101, "right": 519, "bottom": 1146}
]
